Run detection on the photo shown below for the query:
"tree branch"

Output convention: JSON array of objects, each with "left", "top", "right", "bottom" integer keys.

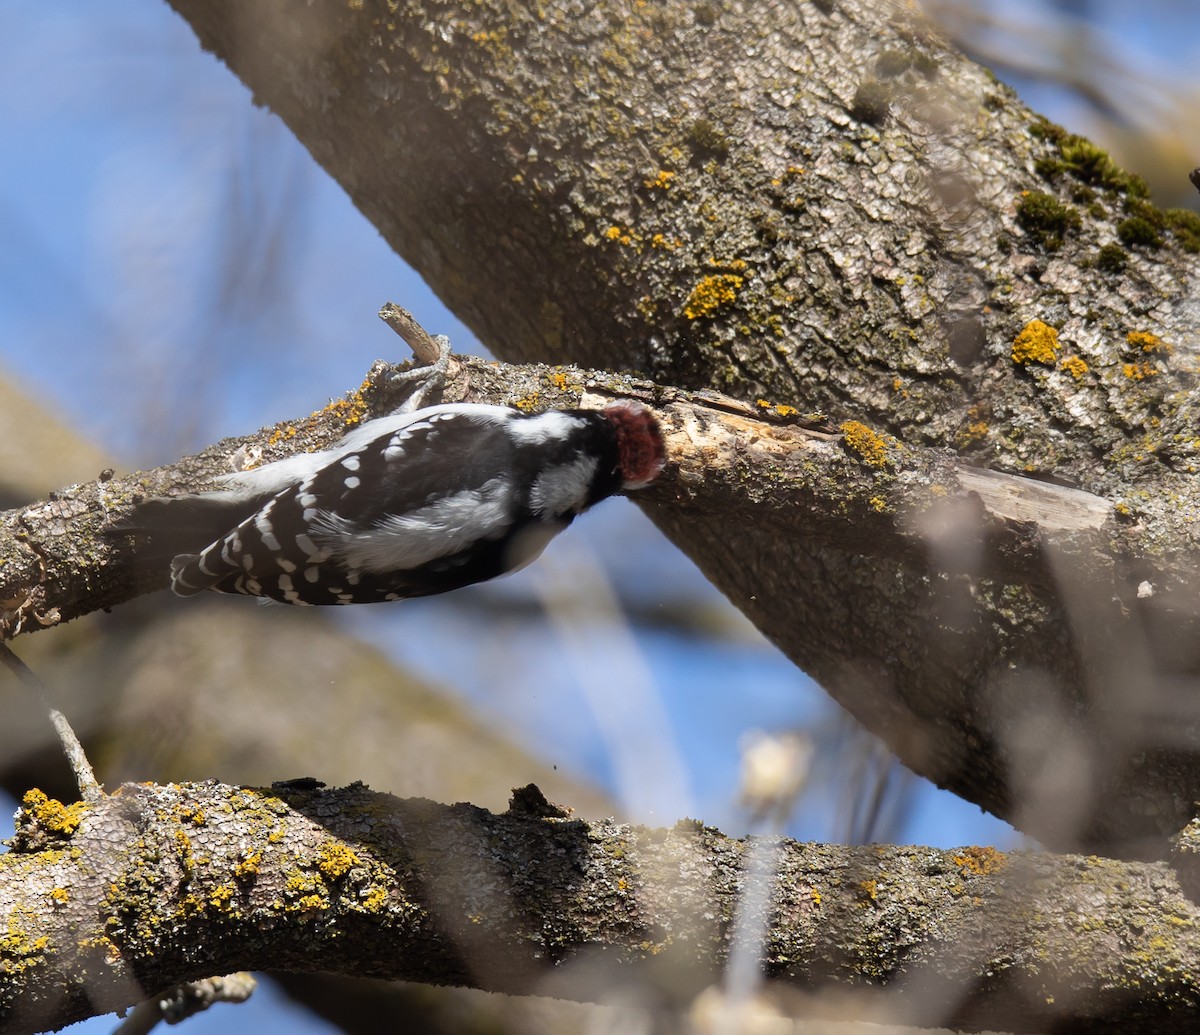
[
  {"left": 4, "top": 350, "right": 1197, "bottom": 852},
  {"left": 138, "top": 0, "right": 1200, "bottom": 856},
  {"left": 2, "top": 779, "right": 1198, "bottom": 1035}
]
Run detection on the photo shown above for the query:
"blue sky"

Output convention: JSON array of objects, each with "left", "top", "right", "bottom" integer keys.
[{"left": 2, "top": 1, "right": 1197, "bottom": 1030}]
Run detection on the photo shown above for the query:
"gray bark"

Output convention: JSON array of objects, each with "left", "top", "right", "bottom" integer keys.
[
  {"left": 3, "top": 779, "right": 1200, "bottom": 1035},
  {"left": 6, "top": 0, "right": 1197, "bottom": 854}
]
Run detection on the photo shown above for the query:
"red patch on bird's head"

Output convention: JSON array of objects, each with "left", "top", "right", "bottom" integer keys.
[{"left": 602, "top": 401, "right": 666, "bottom": 489}]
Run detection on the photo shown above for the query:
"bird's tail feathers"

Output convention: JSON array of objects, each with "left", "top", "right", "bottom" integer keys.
[{"left": 107, "top": 492, "right": 273, "bottom": 562}]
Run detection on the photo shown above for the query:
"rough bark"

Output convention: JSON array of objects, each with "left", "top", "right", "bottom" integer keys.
[
  {"left": 4, "top": 779, "right": 1200, "bottom": 1035},
  {"left": 105, "top": 0, "right": 1198, "bottom": 856}
]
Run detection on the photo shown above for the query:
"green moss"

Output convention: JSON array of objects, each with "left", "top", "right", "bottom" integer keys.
[
  {"left": 1058, "top": 137, "right": 1122, "bottom": 188},
  {"left": 1117, "top": 216, "right": 1162, "bottom": 249},
  {"left": 686, "top": 118, "right": 729, "bottom": 161},
  {"left": 1030, "top": 121, "right": 1150, "bottom": 199},
  {"left": 1124, "top": 196, "right": 1167, "bottom": 229},
  {"left": 850, "top": 78, "right": 891, "bottom": 124},
  {"left": 1029, "top": 116, "right": 1068, "bottom": 144},
  {"left": 911, "top": 52, "right": 940, "bottom": 79},
  {"left": 1016, "top": 191, "right": 1081, "bottom": 251},
  {"left": 1166, "top": 207, "right": 1200, "bottom": 253},
  {"left": 1095, "top": 243, "right": 1128, "bottom": 273}
]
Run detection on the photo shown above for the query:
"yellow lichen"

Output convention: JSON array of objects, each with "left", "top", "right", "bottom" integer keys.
[
  {"left": 49, "top": 888, "right": 69, "bottom": 907},
  {"left": 513, "top": 392, "right": 540, "bottom": 412},
  {"left": 233, "top": 851, "right": 263, "bottom": 881},
  {"left": 267, "top": 425, "right": 298, "bottom": 447},
  {"left": 317, "top": 841, "right": 361, "bottom": 881},
  {"left": 21, "top": 789, "right": 85, "bottom": 837},
  {"left": 174, "top": 829, "right": 195, "bottom": 880},
  {"left": 209, "top": 884, "right": 235, "bottom": 911},
  {"left": 643, "top": 169, "right": 675, "bottom": 190},
  {"left": 605, "top": 225, "right": 635, "bottom": 246},
  {"left": 810, "top": 887, "right": 822, "bottom": 906},
  {"left": 1011, "top": 319, "right": 1061, "bottom": 365},
  {"left": 1060, "top": 355, "right": 1088, "bottom": 379},
  {"left": 869, "top": 496, "right": 887, "bottom": 512},
  {"left": 755, "top": 400, "right": 798, "bottom": 419},
  {"left": 317, "top": 374, "right": 373, "bottom": 428},
  {"left": 683, "top": 274, "right": 743, "bottom": 320},
  {"left": 1123, "top": 362, "right": 1157, "bottom": 381},
  {"left": 959, "top": 420, "right": 989, "bottom": 446},
  {"left": 856, "top": 879, "right": 878, "bottom": 903},
  {"left": 2, "top": 908, "right": 51, "bottom": 973},
  {"left": 840, "top": 421, "right": 892, "bottom": 468},
  {"left": 179, "top": 807, "right": 206, "bottom": 826},
  {"left": 360, "top": 886, "right": 389, "bottom": 911},
  {"left": 1128, "top": 330, "right": 1172, "bottom": 355}
]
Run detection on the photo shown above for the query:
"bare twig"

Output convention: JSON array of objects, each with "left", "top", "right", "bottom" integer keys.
[
  {"left": 112, "top": 975, "right": 257, "bottom": 1035},
  {"left": 378, "top": 301, "right": 446, "bottom": 366},
  {"left": 0, "top": 642, "right": 103, "bottom": 802}
]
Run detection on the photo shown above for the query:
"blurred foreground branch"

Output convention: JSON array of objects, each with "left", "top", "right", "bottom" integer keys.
[{"left": 3, "top": 779, "right": 1199, "bottom": 1035}]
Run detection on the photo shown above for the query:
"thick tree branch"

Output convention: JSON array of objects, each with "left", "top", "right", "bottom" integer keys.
[
  {"left": 5, "top": 351, "right": 1196, "bottom": 854},
  {"left": 2, "top": 780, "right": 1199, "bottom": 1035},
  {"left": 137, "top": 0, "right": 1200, "bottom": 855}
]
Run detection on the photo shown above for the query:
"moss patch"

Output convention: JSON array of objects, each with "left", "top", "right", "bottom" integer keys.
[
  {"left": 1016, "top": 191, "right": 1080, "bottom": 251},
  {"left": 850, "top": 78, "right": 891, "bottom": 124}
]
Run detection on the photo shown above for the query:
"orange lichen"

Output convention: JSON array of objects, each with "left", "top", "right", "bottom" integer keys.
[
  {"left": 1123, "top": 362, "right": 1157, "bottom": 381},
  {"left": 756, "top": 400, "right": 799, "bottom": 419},
  {"left": 1012, "top": 319, "right": 1060, "bottom": 365},
  {"left": 318, "top": 376, "right": 372, "bottom": 428},
  {"left": 840, "top": 421, "right": 892, "bottom": 467},
  {"left": 1127, "top": 330, "right": 1172, "bottom": 355},
  {"left": 683, "top": 274, "right": 743, "bottom": 319},
  {"left": 643, "top": 169, "right": 676, "bottom": 190},
  {"left": 1060, "top": 355, "right": 1088, "bottom": 379},
  {"left": 21, "top": 789, "right": 85, "bottom": 837},
  {"left": 952, "top": 845, "right": 1008, "bottom": 876}
]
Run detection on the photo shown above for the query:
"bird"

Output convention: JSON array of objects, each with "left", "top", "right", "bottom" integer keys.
[{"left": 114, "top": 398, "right": 666, "bottom": 606}]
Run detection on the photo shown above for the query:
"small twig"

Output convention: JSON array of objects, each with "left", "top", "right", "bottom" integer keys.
[
  {"left": 112, "top": 974, "right": 257, "bottom": 1035},
  {"left": 378, "top": 302, "right": 445, "bottom": 365},
  {"left": 0, "top": 641, "right": 103, "bottom": 802}
]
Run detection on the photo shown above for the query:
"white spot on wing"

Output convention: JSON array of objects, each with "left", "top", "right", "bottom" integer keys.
[
  {"left": 255, "top": 511, "right": 281, "bottom": 552},
  {"left": 344, "top": 476, "right": 361, "bottom": 490}
]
